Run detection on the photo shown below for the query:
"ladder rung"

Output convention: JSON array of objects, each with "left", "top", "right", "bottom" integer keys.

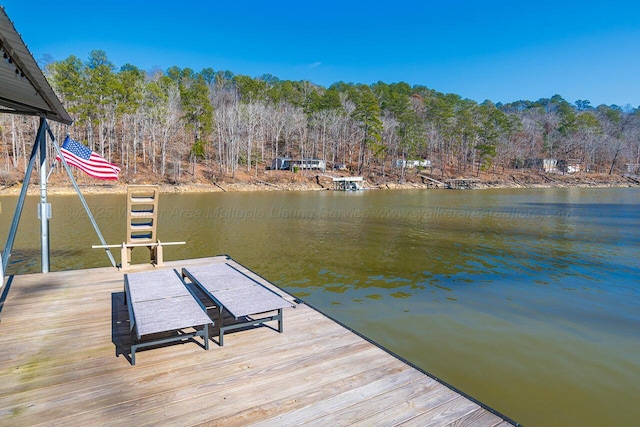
[
  {"left": 130, "top": 225, "right": 154, "bottom": 231},
  {"left": 130, "top": 197, "right": 157, "bottom": 203}
]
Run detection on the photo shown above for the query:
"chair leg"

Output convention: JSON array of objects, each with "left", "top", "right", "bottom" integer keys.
[
  {"left": 204, "top": 324, "right": 210, "bottom": 350},
  {"left": 219, "top": 306, "right": 225, "bottom": 346},
  {"left": 155, "top": 243, "right": 164, "bottom": 267},
  {"left": 130, "top": 329, "right": 137, "bottom": 365},
  {"left": 121, "top": 244, "right": 132, "bottom": 271}
]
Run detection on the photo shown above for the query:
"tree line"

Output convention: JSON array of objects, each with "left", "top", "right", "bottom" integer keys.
[{"left": 1, "top": 49, "right": 639, "bottom": 183}]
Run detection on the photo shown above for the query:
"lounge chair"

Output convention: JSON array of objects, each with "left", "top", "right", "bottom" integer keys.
[
  {"left": 182, "top": 262, "right": 293, "bottom": 346},
  {"left": 124, "top": 269, "right": 212, "bottom": 365}
]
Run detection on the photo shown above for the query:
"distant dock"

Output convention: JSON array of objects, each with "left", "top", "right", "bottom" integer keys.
[
  {"left": 0, "top": 256, "right": 516, "bottom": 425},
  {"left": 333, "top": 176, "right": 364, "bottom": 191},
  {"left": 445, "top": 178, "right": 481, "bottom": 189}
]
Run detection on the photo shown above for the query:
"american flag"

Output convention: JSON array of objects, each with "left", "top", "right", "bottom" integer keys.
[{"left": 56, "top": 136, "right": 120, "bottom": 180}]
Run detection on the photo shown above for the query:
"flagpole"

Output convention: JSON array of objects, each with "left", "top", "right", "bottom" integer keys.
[{"left": 48, "top": 129, "right": 117, "bottom": 268}]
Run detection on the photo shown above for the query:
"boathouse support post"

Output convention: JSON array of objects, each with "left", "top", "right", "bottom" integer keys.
[
  {"left": 2, "top": 117, "right": 47, "bottom": 274},
  {"left": 38, "top": 117, "right": 51, "bottom": 273}
]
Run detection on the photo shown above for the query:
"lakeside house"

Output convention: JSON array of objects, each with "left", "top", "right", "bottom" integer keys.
[
  {"left": 558, "top": 159, "right": 584, "bottom": 174},
  {"left": 395, "top": 159, "right": 432, "bottom": 168},
  {"left": 512, "top": 158, "right": 585, "bottom": 174},
  {"left": 270, "top": 157, "right": 326, "bottom": 172}
]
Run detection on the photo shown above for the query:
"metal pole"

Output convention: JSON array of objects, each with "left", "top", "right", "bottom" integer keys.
[{"left": 39, "top": 117, "right": 50, "bottom": 273}]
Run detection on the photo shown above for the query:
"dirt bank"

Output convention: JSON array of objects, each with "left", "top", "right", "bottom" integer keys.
[{"left": 1, "top": 169, "right": 638, "bottom": 196}]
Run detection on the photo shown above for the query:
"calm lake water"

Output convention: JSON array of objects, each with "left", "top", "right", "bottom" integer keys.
[{"left": 2, "top": 187, "right": 639, "bottom": 426}]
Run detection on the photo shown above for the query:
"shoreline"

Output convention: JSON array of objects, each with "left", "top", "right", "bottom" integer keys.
[{"left": 0, "top": 175, "right": 638, "bottom": 196}]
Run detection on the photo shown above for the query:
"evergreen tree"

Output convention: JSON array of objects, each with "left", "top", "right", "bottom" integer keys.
[{"left": 350, "top": 85, "right": 383, "bottom": 174}]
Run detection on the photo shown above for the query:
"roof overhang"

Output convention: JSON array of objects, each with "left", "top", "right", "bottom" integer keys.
[{"left": 0, "top": 6, "right": 72, "bottom": 125}]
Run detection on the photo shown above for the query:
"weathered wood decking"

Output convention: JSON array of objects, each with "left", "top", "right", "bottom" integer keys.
[{"left": 0, "top": 256, "right": 515, "bottom": 426}]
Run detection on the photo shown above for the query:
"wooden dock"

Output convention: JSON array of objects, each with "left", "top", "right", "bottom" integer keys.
[{"left": 0, "top": 256, "right": 515, "bottom": 426}]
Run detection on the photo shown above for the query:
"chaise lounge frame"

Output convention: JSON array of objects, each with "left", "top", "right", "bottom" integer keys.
[
  {"left": 182, "top": 262, "right": 292, "bottom": 346},
  {"left": 124, "top": 269, "right": 212, "bottom": 365}
]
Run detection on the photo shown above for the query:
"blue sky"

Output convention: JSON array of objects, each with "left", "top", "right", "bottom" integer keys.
[{"left": 3, "top": 1, "right": 640, "bottom": 107}]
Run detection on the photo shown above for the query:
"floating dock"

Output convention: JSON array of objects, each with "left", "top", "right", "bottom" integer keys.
[{"left": 0, "top": 256, "right": 515, "bottom": 425}]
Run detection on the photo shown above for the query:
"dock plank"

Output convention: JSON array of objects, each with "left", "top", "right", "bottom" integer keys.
[
  {"left": 446, "top": 407, "right": 507, "bottom": 427},
  {"left": 401, "top": 395, "right": 484, "bottom": 427},
  {"left": 252, "top": 369, "right": 433, "bottom": 426},
  {"left": 0, "top": 256, "right": 515, "bottom": 426}
]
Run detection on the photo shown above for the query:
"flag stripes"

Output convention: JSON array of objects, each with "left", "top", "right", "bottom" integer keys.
[{"left": 56, "top": 136, "right": 120, "bottom": 180}]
